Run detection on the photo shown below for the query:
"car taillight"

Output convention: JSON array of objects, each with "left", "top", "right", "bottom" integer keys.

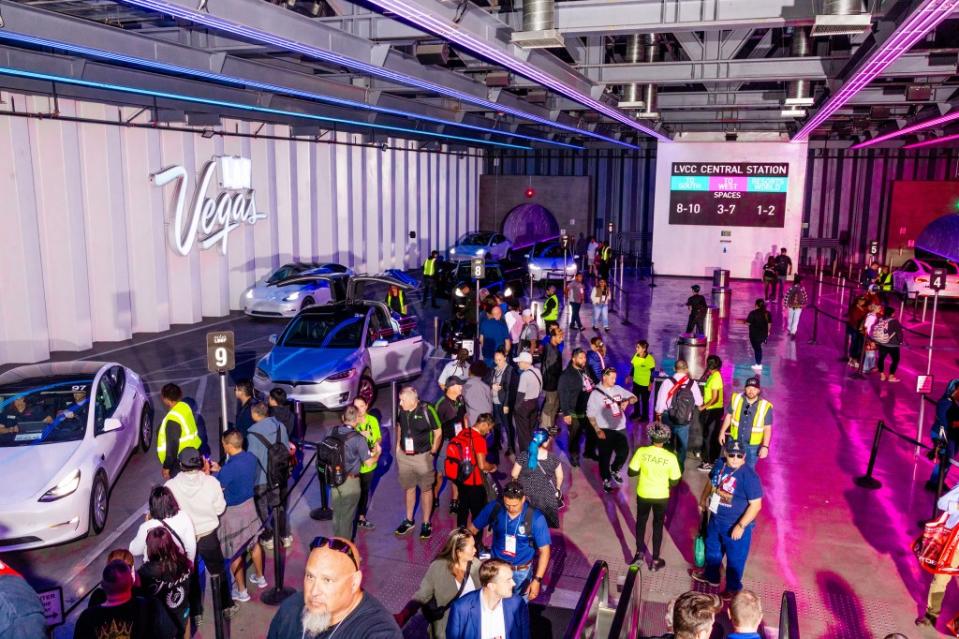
[{"left": 917, "top": 278, "right": 928, "bottom": 282}]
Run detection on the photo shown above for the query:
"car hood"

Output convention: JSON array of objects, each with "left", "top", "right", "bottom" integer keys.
[
  {"left": 249, "top": 282, "right": 307, "bottom": 301},
  {"left": 529, "top": 257, "right": 568, "bottom": 269},
  {"left": 259, "top": 347, "right": 363, "bottom": 383},
  {"left": 453, "top": 244, "right": 485, "bottom": 255},
  {"left": 0, "top": 442, "right": 82, "bottom": 505}
]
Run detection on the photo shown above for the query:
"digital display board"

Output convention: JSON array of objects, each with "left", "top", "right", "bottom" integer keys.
[{"left": 668, "top": 162, "right": 788, "bottom": 228}]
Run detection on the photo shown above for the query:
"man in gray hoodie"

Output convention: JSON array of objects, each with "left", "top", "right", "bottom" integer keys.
[{"left": 248, "top": 402, "right": 291, "bottom": 549}]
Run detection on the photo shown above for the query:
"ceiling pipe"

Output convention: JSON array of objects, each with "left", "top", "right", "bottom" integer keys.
[{"left": 619, "top": 33, "right": 659, "bottom": 119}]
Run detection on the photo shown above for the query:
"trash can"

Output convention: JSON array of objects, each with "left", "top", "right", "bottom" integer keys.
[
  {"left": 712, "top": 287, "right": 731, "bottom": 318},
  {"left": 712, "top": 268, "right": 730, "bottom": 288},
  {"left": 677, "top": 334, "right": 708, "bottom": 379},
  {"left": 703, "top": 306, "right": 718, "bottom": 342}
]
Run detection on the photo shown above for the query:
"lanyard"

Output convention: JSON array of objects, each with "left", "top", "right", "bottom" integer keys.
[{"left": 505, "top": 505, "right": 526, "bottom": 537}]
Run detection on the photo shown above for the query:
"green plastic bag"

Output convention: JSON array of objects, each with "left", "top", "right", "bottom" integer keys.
[{"left": 694, "top": 511, "right": 708, "bottom": 568}]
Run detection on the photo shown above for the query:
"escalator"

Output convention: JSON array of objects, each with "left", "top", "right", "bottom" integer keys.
[{"left": 563, "top": 559, "right": 800, "bottom": 639}]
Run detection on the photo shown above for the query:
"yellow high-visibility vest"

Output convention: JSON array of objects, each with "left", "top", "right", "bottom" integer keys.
[
  {"left": 542, "top": 294, "right": 559, "bottom": 321},
  {"left": 157, "top": 401, "right": 202, "bottom": 464},
  {"left": 728, "top": 393, "right": 772, "bottom": 446},
  {"left": 424, "top": 258, "right": 436, "bottom": 277}
]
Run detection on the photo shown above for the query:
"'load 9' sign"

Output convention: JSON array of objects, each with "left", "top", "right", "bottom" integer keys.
[{"left": 206, "top": 331, "right": 236, "bottom": 373}]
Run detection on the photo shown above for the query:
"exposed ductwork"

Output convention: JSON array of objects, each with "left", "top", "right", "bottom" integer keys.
[
  {"left": 618, "top": 33, "right": 660, "bottom": 119},
  {"left": 784, "top": 27, "right": 814, "bottom": 112},
  {"left": 511, "top": 0, "right": 565, "bottom": 49},
  {"left": 811, "top": 0, "right": 872, "bottom": 37}
]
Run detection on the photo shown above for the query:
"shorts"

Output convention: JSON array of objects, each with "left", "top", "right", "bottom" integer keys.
[{"left": 397, "top": 451, "right": 434, "bottom": 491}]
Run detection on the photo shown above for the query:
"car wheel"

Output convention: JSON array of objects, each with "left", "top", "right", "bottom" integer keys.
[
  {"left": 357, "top": 372, "right": 377, "bottom": 405},
  {"left": 302, "top": 296, "right": 315, "bottom": 311},
  {"left": 89, "top": 472, "right": 109, "bottom": 536},
  {"left": 139, "top": 407, "right": 153, "bottom": 453}
]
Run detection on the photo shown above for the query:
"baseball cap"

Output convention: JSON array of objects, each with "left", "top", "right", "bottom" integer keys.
[
  {"left": 724, "top": 439, "right": 746, "bottom": 456},
  {"left": 521, "top": 309, "right": 533, "bottom": 318},
  {"left": 445, "top": 376, "right": 465, "bottom": 389},
  {"left": 744, "top": 377, "right": 761, "bottom": 389},
  {"left": 514, "top": 352, "right": 533, "bottom": 364},
  {"left": 178, "top": 447, "right": 204, "bottom": 470}
]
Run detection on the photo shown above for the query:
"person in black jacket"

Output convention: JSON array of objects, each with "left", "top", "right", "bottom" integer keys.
[
  {"left": 234, "top": 380, "right": 256, "bottom": 437},
  {"left": 268, "top": 388, "right": 296, "bottom": 439},
  {"left": 485, "top": 349, "right": 519, "bottom": 460},
  {"left": 685, "top": 285, "right": 708, "bottom": 335},
  {"left": 540, "top": 325, "right": 564, "bottom": 433},
  {"left": 558, "top": 348, "right": 597, "bottom": 467}
]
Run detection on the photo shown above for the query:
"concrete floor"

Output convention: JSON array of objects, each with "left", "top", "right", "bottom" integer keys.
[{"left": 6, "top": 271, "right": 959, "bottom": 638}]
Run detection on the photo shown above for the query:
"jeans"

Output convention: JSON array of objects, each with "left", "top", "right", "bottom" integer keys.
[
  {"left": 846, "top": 325, "right": 862, "bottom": 359},
  {"left": 744, "top": 444, "right": 760, "bottom": 470},
  {"left": 636, "top": 497, "right": 668, "bottom": 559},
  {"left": 703, "top": 517, "right": 754, "bottom": 593},
  {"left": 541, "top": 391, "right": 559, "bottom": 430},
  {"left": 567, "top": 415, "right": 594, "bottom": 457},
  {"left": 663, "top": 414, "right": 690, "bottom": 470},
  {"left": 776, "top": 275, "right": 787, "bottom": 299},
  {"left": 750, "top": 337, "right": 764, "bottom": 365},
  {"left": 686, "top": 314, "right": 705, "bottom": 334},
  {"left": 423, "top": 276, "right": 437, "bottom": 307},
  {"left": 332, "top": 476, "right": 361, "bottom": 540},
  {"left": 632, "top": 383, "right": 651, "bottom": 421},
  {"left": 930, "top": 437, "right": 957, "bottom": 485},
  {"left": 763, "top": 279, "right": 776, "bottom": 301},
  {"left": 511, "top": 564, "right": 532, "bottom": 597},
  {"left": 493, "top": 403, "right": 516, "bottom": 455},
  {"left": 254, "top": 484, "right": 289, "bottom": 540},
  {"left": 593, "top": 303, "right": 609, "bottom": 328},
  {"left": 570, "top": 302, "right": 583, "bottom": 329},
  {"left": 787, "top": 307, "right": 803, "bottom": 335},
  {"left": 877, "top": 345, "right": 900, "bottom": 375},
  {"left": 598, "top": 428, "right": 628, "bottom": 481}
]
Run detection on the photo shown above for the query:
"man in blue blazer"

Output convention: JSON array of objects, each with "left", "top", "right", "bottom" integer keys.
[{"left": 447, "top": 559, "right": 530, "bottom": 639}]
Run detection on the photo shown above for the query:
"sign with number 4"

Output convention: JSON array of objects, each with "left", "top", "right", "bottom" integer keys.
[
  {"left": 930, "top": 268, "right": 947, "bottom": 292},
  {"left": 207, "top": 330, "right": 236, "bottom": 373}
]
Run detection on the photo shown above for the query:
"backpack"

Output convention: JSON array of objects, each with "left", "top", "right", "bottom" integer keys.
[
  {"left": 444, "top": 427, "right": 476, "bottom": 482},
  {"left": 871, "top": 318, "right": 892, "bottom": 345},
  {"left": 316, "top": 430, "right": 360, "bottom": 488},
  {"left": 666, "top": 377, "right": 696, "bottom": 424},
  {"left": 252, "top": 425, "right": 292, "bottom": 492}
]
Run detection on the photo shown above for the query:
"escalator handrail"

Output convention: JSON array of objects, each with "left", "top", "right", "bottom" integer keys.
[
  {"left": 563, "top": 560, "right": 609, "bottom": 639},
  {"left": 606, "top": 563, "right": 641, "bottom": 639},
  {"left": 778, "top": 591, "right": 800, "bottom": 639}
]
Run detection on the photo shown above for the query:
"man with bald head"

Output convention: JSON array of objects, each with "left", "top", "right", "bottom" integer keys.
[{"left": 267, "top": 536, "right": 401, "bottom": 638}]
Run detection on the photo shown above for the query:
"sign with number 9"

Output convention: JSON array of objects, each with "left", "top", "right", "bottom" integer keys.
[{"left": 207, "top": 331, "right": 236, "bottom": 373}]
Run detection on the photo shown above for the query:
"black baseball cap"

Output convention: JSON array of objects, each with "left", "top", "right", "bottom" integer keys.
[
  {"left": 725, "top": 439, "right": 746, "bottom": 456},
  {"left": 691, "top": 285, "right": 701, "bottom": 292},
  {"left": 744, "top": 377, "right": 761, "bottom": 389},
  {"left": 178, "top": 447, "right": 204, "bottom": 470}
]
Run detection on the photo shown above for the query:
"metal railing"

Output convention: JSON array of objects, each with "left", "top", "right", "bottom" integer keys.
[
  {"left": 563, "top": 560, "right": 612, "bottom": 639},
  {"left": 778, "top": 591, "right": 800, "bottom": 639},
  {"left": 606, "top": 563, "right": 642, "bottom": 639}
]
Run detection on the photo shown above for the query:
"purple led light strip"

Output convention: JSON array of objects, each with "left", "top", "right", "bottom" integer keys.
[
  {"left": 120, "top": 0, "right": 642, "bottom": 149},
  {"left": 367, "top": 0, "right": 670, "bottom": 142},
  {"left": 793, "top": 0, "right": 959, "bottom": 142},
  {"left": 851, "top": 109, "right": 959, "bottom": 149},
  {"left": 903, "top": 132, "right": 959, "bottom": 149}
]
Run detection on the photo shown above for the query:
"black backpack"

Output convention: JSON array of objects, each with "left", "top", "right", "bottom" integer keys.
[
  {"left": 252, "top": 425, "right": 292, "bottom": 492},
  {"left": 666, "top": 377, "right": 696, "bottom": 424},
  {"left": 316, "top": 430, "right": 360, "bottom": 487}
]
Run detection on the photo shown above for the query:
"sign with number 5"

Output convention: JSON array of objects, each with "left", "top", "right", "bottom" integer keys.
[{"left": 206, "top": 330, "right": 236, "bottom": 373}]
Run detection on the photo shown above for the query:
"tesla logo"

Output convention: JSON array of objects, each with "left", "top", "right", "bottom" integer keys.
[{"left": 151, "top": 156, "right": 267, "bottom": 256}]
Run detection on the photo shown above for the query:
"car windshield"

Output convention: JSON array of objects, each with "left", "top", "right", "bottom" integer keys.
[
  {"left": 924, "top": 259, "right": 959, "bottom": 274},
  {"left": 279, "top": 314, "right": 364, "bottom": 349},
  {"left": 538, "top": 245, "right": 566, "bottom": 258},
  {"left": 459, "top": 232, "right": 493, "bottom": 245},
  {"left": 0, "top": 377, "right": 93, "bottom": 447},
  {"left": 267, "top": 264, "right": 308, "bottom": 284}
]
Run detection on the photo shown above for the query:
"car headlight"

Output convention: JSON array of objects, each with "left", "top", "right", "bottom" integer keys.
[
  {"left": 39, "top": 469, "right": 81, "bottom": 502},
  {"left": 255, "top": 366, "right": 269, "bottom": 380},
  {"left": 326, "top": 368, "right": 356, "bottom": 381},
  {"left": 450, "top": 247, "right": 457, "bottom": 255},
  {"left": 529, "top": 264, "right": 542, "bottom": 271},
  {"left": 245, "top": 289, "right": 254, "bottom": 300},
  {"left": 455, "top": 288, "right": 466, "bottom": 297},
  {"left": 476, "top": 248, "right": 486, "bottom": 256},
  {"left": 504, "top": 287, "right": 514, "bottom": 297},
  {"left": 566, "top": 264, "right": 577, "bottom": 272},
  {"left": 283, "top": 291, "right": 301, "bottom": 302}
]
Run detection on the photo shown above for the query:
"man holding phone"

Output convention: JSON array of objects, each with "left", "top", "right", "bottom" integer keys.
[{"left": 586, "top": 367, "right": 637, "bottom": 494}]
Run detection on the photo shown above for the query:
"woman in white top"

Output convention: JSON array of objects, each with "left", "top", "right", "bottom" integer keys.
[
  {"left": 439, "top": 349, "right": 473, "bottom": 391},
  {"left": 129, "top": 486, "right": 197, "bottom": 563},
  {"left": 591, "top": 278, "right": 611, "bottom": 331},
  {"left": 398, "top": 528, "right": 480, "bottom": 638}
]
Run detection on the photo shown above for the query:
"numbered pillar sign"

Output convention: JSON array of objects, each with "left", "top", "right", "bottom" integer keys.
[
  {"left": 607, "top": 222, "right": 614, "bottom": 233},
  {"left": 930, "top": 268, "right": 947, "bottom": 292},
  {"left": 471, "top": 257, "right": 486, "bottom": 280},
  {"left": 869, "top": 241, "right": 879, "bottom": 256},
  {"left": 206, "top": 330, "right": 236, "bottom": 373}
]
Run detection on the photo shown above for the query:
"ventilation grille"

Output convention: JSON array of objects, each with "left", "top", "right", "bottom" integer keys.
[
  {"left": 510, "top": 29, "right": 565, "bottom": 49},
  {"left": 810, "top": 13, "right": 872, "bottom": 37}
]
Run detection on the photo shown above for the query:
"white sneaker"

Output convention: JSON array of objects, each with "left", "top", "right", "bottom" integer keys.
[
  {"left": 249, "top": 574, "right": 268, "bottom": 589},
  {"left": 231, "top": 588, "right": 251, "bottom": 603},
  {"left": 282, "top": 535, "right": 294, "bottom": 548}
]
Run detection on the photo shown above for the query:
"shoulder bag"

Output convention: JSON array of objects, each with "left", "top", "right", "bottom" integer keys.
[{"left": 422, "top": 561, "right": 473, "bottom": 622}]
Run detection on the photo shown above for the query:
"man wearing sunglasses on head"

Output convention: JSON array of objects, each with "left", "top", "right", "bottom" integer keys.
[
  {"left": 692, "top": 439, "right": 763, "bottom": 599},
  {"left": 268, "top": 536, "right": 402, "bottom": 639}
]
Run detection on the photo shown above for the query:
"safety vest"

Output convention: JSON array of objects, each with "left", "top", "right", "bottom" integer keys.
[
  {"left": 542, "top": 294, "right": 559, "bottom": 321},
  {"left": 157, "top": 401, "right": 202, "bottom": 464},
  {"left": 423, "top": 258, "right": 436, "bottom": 277},
  {"left": 601, "top": 246, "right": 612, "bottom": 262},
  {"left": 728, "top": 393, "right": 772, "bottom": 446},
  {"left": 878, "top": 271, "right": 893, "bottom": 292},
  {"left": 387, "top": 290, "right": 406, "bottom": 314}
]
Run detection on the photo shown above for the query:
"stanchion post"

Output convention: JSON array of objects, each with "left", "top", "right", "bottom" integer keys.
[
  {"left": 649, "top": 261, "right": 657, "bottom": 288},
  {"left": 816, "top": 268, "right": 824, "bottom": 300},
  {"left": 839, "top": 276, "right": 846, "bottom": 309},
  {"left": 917, "top": 289, "right": 940, "bottom": 455},
  {"left": 934, "top": 450, "right": 949, "bottom": 519},
  {"left": 261, "top": 500, "right": 296, "bottom": 605},
  {"left": 854, "top": 421, "right": 885, "bottom": 489},
  {"left": 623, "top": 290, "right": 631, "bottom": 326},
  {"left": 210, "top": 574, "right": 226, "bottom": 639},
  {"left": 807, "top": 306, "right": 819, "bottom": 345},
  {"left": 433, "top": 316, "right": 439, "bottom": 351},
  {"left": 922, "top": 296, "right": 929, "bottom": 323}
]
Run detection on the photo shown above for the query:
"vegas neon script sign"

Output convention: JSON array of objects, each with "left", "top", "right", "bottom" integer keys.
[{"left": 151, "top": 156, "right": 267, "bottom": 256}]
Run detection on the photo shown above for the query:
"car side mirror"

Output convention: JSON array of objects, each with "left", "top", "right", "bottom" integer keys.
[
  {"left": 103, "top": 417, "right": 123, "bottom": 433},
  {"left": 371, "top": 339, "right": 389, "bottom": 348},
  {"left": 268, "top": 334, "right": 278, "bottom": 344}
]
